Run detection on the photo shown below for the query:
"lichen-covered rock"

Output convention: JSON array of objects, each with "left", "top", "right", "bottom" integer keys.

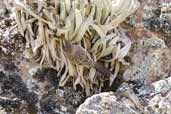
[
  {"left": 116, "top": 83, "right": 144, "bottom": 113},
  {"left": 76, "top": 92, "right": 141, "bottom": 114},
  {"left": 152, "top": 77, "right": 171, "bottom": 95},
  {"left": 0, "top": 13, "right": 24, "bottom": 56},
  {"left": 145, "top": 91, "right": 171, "bottom": 114},
  {"left": 123, "top": 37, "right": 171, "bottom": 84},
  {"left": 135, "top": 76, "right": 171, "bottom": 114},
  {"left": 137, "top": 76, "right": 170, "bottom": 100}
]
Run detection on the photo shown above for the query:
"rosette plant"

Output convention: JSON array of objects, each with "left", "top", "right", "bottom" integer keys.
[{"left": 14, "top": 0, "right": 139, "bottom": 95}]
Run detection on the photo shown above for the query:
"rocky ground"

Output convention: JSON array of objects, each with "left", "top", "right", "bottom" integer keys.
[{"left": 0, "top": 0, "right": 171, "bottom": 114}]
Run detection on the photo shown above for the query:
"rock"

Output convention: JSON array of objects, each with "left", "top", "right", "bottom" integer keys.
[
  {"left": 76, "top": 92, "right": 141, "bottom": 114},
  {"left": 123, "top": 37, "right": 171, "bottom": 84},
  {"left": 0, "top": 109, "right": 6, "bottom": 114},
  {"left": 0, "top": 60, "right": 86, "bottom": 114},
  {"left": 0, "top": 69, "right": 38, "bottom": 114},
  {"left": 135, "top": 76, "right": 171, "bottom": 114},
  {"left": 138, "top": 76, "right": 171, "bottom": 97},
  {"left": 0, "top": 15, "right": 25, "bottom": 56},
  {"left": 145, "top": 91, "right": 171, "bottom": 114},
  {"left": 0, "top": 0, "right": 7, "bottom": 16},
  {"left": 116, "top": 83, "right": 144, "bottom": 113},
  {"left": 152, "top": 77, "right": 171, "bottom": 95},
  {"left": 27, "top": 67, "right": 86, "bottom": 114}
]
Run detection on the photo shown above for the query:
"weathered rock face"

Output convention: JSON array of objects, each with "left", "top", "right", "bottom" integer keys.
[
  {"left": 146, "top": 91, "right": 171, "bottom": 114},
  {"left": 76, "top": 92, "right": 141, "bottom": 114},
  {"left": 142, "top": 77, "right": 171, "bottom": 114},
  {"left": 0, "top": 61, "right": 86, "bottom": 114},
  {"left": 123, "top": 37, "right": 171, "bottom": 84},
  {"left": 76, "top": 77, "right": 171, "bottom": 114}
]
